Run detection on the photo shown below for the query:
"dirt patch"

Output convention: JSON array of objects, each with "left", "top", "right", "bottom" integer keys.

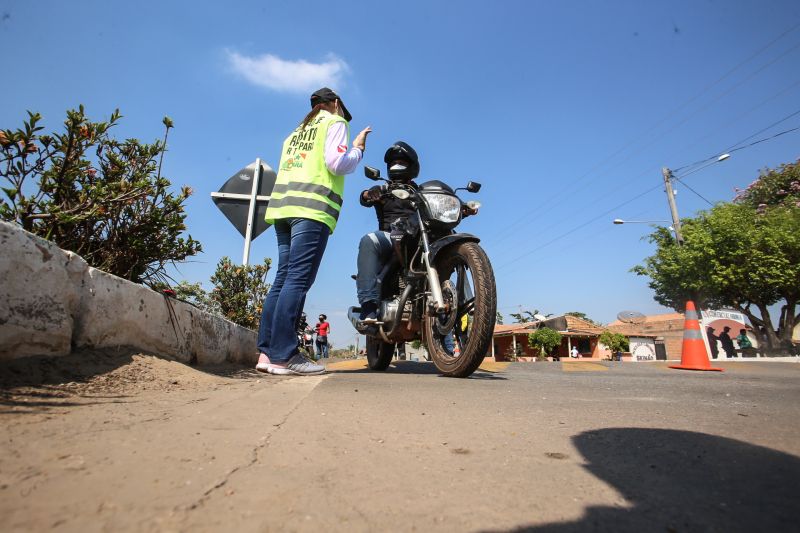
[{"left": 0, "top": 351, "right": 256, "bottom": 412}]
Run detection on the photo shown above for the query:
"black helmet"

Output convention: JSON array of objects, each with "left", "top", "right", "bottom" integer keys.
[{"left": 383, "top": 141, "right": 419, "bottom": 182}]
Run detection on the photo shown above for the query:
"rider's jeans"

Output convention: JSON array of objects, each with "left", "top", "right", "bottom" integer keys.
[
  {"left": 356, "top": 231, "right": 393, "bottom": 304},
  {"left": 257, "top": 218, "right": 329, "bottom": 363}
]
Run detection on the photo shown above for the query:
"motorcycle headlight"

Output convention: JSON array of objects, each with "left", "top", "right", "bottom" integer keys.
[{"left": 422, "top": 193, "right": 461, "bottom": 223}]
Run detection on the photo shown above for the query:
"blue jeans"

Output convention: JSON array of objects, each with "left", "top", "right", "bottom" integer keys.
[
  {"left": 257, "top": 218, "right": 329, "bottom": 363},
  {"left": 356, "top": 231, "right": 393, "bottom": 304},
  {"left": 316, "top": 337, "right": 328, "bottom": 359}
]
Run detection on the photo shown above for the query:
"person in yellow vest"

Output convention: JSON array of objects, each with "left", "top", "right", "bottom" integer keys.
[{"left": 256, "top": 87, "right": 371, "bottom": 375}]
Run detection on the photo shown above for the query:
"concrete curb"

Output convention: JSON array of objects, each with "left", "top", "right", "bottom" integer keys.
[{"left": 0, "top": 221, "right": 256, "bottom": 365}]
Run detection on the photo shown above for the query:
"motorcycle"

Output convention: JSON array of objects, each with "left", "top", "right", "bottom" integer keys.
[
  {"left": 348, "top": 166, "right": 497, "bottom": 377},
  {"left": 296, "top": 316, "right": 316, "bottom": 360}
]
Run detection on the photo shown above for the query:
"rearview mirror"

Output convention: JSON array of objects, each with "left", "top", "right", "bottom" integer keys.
[
  {"left": 466, "top": 181, "right": 482, "bottom": 193},
  {"left": 364, "top": 166, "right": 381, "bottom": 180}
]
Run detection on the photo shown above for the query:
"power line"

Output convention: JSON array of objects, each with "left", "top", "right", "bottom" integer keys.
[
  {"left": 676, "top": 122, "right": 800, "bottom": 179},
  {"left": 670, "top": 78, "right": 800, "bottom": 174},
  {"left": 496, "top": 183, "right": 663, "bottom": 271},
  {"left": 489, "top": 30, "right": 800, "bottom": 268},
  {"left": 490, "top": 23, "right": 800, "bottom": 247},
  {"left": 493, "top": 42, "right": 800, "bottom": 250},
  {"left": 673, "top": 106, "right": 800, "bottom": 175},
  {"left": 726, "top": 107, "right": 800, "bottom": 151},
  {"left": 491, "top": 115, "right": 800, "bottom": 269},
  {"left": 728, "top": 124, "right": 800, "bottom": 154},
  {"left": 673, "top": 176, "right": 714, "bottom": 207}
]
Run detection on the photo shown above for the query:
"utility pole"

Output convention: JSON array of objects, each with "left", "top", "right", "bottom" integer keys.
[{"left": 662, "top": 167, "right": 684, "bottom": 244}]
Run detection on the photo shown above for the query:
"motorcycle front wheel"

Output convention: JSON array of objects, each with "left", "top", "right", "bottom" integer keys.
[
  {"left": 366, "top": 336, "right": 395, "bottom": 371},
  {"left": 424, "top": 241, "right": 497, "bottom": 377}
]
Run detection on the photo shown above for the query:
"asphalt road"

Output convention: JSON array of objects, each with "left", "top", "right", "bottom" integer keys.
[{"left": 2, "top": 356, "right": 799, "bottom": 532}]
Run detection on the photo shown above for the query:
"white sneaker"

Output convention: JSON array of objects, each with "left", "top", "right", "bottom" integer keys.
[
  {"left": 255, "top": 353, "right": 271, "bottom": 372},
  {"left": 267, "top": 353, "right": 326, "bottom": 376}
]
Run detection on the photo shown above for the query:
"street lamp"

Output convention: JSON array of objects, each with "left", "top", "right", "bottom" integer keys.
[
  {"left": 613, "top": 219, "right": 671, "bottom": 225},
  {"left": 612, "top": 219, "right": 674, "bottom": 232},
  {"left": 664, "top": 153, "right": 731, "bottom": 243}
]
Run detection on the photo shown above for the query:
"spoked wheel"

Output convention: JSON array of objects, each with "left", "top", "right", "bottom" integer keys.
[
  {"left": 424, "top": 241, "right": 496, "bottom": 377},
  {"left": 366, "top": 335, "right": 395, "bottom": 371}
]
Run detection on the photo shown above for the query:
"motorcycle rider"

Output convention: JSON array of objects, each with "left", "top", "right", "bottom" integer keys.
[
  {"left": 356, "top": 141, "right": 479, "bottom": 325},
  {"left": 356, "top": 141, "right": 420, "bottom": 323},
  {"left": 296, "top": 312, "right": 315, "bottom": 358}
]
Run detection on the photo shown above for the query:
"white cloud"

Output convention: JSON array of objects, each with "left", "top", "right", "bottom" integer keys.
[{"left": 226, "top": 51, "right": 350, "bottom": 94}]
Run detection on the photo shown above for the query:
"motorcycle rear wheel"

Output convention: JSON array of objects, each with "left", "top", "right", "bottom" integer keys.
[
  {"left": 424, "top": 241, "right": 496, "bottom": 377},
  {"left": 366, "top": 336, "right": 395, "bottom": 371}
]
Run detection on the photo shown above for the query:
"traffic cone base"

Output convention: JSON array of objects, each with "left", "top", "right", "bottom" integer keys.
[
  {"left": 668, "top": 363, "right": 723, "bottom": 372},
  {"left": 669, "top": 301, "right": 724, "bottom": 372}
]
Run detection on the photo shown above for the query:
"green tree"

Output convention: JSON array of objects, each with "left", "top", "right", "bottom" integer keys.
[
  {"left": 528, "top": 327, "right": 562, "bottom": 361},
  {"left": 496, "top": 311, "right": 504, "bottom": 325},
  {"left": 0, "top": 107, "right": 200, "bottom": 285},
  {"left": 599, "top": 330, "right": 629, "bottom": 358},
  {"left": 509, "top": 309, "right": 550, "bottom": 323},
  {"left": 633, "top": 199, "right": 800, "bottom": 352}
]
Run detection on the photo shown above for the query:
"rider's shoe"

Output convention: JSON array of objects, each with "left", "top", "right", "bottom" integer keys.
[
  {"left": 255, "top": 353, "right": 271, "bottom": 372},
  {"left": 359, "top": 301, "right": 379, "bottom": 323}
]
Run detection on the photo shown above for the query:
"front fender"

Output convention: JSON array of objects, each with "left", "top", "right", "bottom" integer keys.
[{"left": 428, "top": 233, "right": 480, "bottom": 263}]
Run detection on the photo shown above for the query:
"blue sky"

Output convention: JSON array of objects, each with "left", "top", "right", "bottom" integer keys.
[{"left": 2, "top": 1, "right": 799, "bottom": 349}]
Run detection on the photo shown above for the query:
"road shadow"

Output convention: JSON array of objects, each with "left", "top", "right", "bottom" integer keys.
[
  {"left": 490, "top": 428, "right": 800, "bottom": 532},
  {"left": 328, "top": 360, "right": 507, "bottom": 379}
]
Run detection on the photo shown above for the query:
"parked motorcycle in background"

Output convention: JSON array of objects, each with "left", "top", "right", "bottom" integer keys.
[
  {"left": 296, "top": 313, "right": 316, "bottom": 360},
  {"left": 348, "top": 167, "right": 497, "bottom": 377}
]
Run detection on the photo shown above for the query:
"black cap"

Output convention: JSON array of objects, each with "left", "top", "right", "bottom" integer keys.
[{"left": 310, "top": 87, "right": 351, "bottom": 122}]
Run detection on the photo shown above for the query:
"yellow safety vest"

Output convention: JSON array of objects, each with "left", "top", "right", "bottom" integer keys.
[{"left": 265, "top": 110, "right": 348, "bottom": 233}]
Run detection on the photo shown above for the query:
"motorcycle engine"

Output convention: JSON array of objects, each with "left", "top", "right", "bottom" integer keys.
[{"left": 379, "top": 298, "right": 401, "bottom": 332}]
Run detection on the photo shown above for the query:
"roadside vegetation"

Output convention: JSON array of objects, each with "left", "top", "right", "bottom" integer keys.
[
  {"left": 173, "top": 257, "right": 272, "bottom": 329},
  {"left": 634, "top": 160, "right": 800, "bottom": 353},
  {"left": 528, "top": 327, "right": 562, "bottom": 361},
  {"left": 0, "top": 107, "right": 200, "bottom": 285},
  {"left": 1, "top": 107, "right": 271, "bottom": 330}
]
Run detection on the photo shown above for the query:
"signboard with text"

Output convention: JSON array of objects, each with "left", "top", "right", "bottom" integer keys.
[{"left": 630, "top": 337, "right": 657, "bottom": 361}]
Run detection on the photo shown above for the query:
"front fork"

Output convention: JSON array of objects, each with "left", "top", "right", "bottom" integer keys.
[{"left": 418, "top": 212, "right": 446, "bottom": 313}]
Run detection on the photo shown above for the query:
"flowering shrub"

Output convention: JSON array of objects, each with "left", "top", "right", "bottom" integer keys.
[
  {"left": 0, "top": 107, "right": 200, "bottom": 285},
  {"left": 734, "top": 160, "right": 800, "bottom": 210}
]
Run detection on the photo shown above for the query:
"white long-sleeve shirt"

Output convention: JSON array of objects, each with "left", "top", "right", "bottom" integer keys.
[{"left": 324, "top": 121, "right": 364, "bottom": 176}]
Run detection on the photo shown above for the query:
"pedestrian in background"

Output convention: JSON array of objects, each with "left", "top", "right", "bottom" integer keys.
[
  {"left": 736, "top": 329, "right": 752, "bottom": 350},
  {"left": 315, "top": 314, "right": 330, "bottom": 359},
  {"left": 255, "top": 88, "right": 371, "bottom": 375},
  {"left": 706, "top": 326, "right": 719, "bottom": 359},
  {"left": 719, "top": 326, "right": 736, "bottom": 358}
]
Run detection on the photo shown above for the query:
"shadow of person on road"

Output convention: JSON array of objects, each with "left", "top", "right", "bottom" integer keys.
[{"left": 495, "top": 428, "right": 800, "bottom": 532}]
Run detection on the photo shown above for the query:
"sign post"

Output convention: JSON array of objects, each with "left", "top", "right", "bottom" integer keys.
[{"left": 211, "top": 159, "right": 277, "bottom": 265}]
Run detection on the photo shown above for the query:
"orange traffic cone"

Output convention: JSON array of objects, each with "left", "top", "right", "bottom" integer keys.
[{"left": 669, "top": 301, "right": 723, "bottom": 372}]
